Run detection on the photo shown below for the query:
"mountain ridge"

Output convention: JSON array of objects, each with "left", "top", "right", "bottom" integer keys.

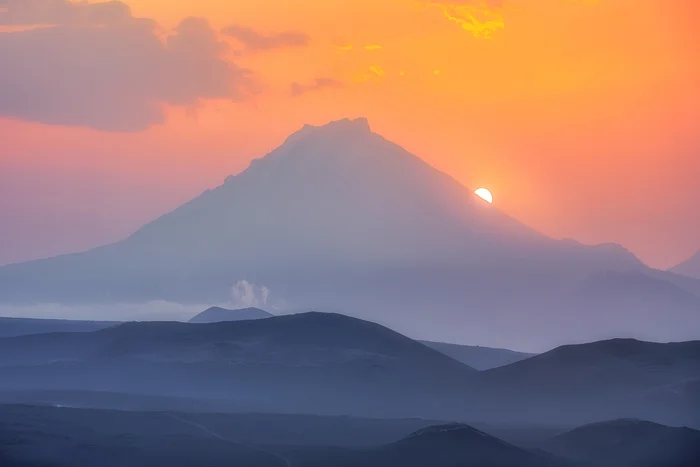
[{"left": 670, "top": 250, "right": 700, "bottom": 279}]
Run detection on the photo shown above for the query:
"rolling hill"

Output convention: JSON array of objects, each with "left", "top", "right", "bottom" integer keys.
[
  {"left": 475, "top": 338, "right": 700, "bottom": 427},
  {"left": 0, "top": 312, "right": 478, "bottom": 419},
  {"left": 539, "top": 419, "right": 700, "bottom": 467}
]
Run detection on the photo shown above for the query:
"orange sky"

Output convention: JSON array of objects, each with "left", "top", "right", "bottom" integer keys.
[{"left": 1, "top": 0, "right": 699, "bottom": 268}]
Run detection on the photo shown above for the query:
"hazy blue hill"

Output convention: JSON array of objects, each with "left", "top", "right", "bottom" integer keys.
[
  {"left": 188, "top": 306, "right": 273, "bottom": 323},
  {"left": 539, "top": 419, "right": 700, "bottom": 467},
  {"left": 0, "top": 316, "right": 116, "bottom": 338},
  {"left": 670, "top": 250, "right": 700, "bottom": 279},
  {"left": 420, "top": 340, "right": 534, "bottom": 370},
  {"left": 0, "top": 312, "right": 478, "bottom": 419}
]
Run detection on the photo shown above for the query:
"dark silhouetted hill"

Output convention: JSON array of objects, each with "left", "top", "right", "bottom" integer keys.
[
  {"left": 475, "top": 338, "right": 700, "bottom": 427},
  {"left": 539, "top": 419, "right": 700, "bottom": 467}
]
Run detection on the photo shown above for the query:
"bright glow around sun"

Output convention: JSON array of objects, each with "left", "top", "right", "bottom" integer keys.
[{"left": 474, "top": 188, "right": 493, "bottom": 204}]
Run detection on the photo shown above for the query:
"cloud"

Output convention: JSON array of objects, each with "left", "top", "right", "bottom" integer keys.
[
  {"left": 0, "top": 2, "right": 257, "bottom": 131},
  {"left": 222, "top": 24, "right": 309, "bottom": 52},
  {"left": 369, "top": 65, "right": 386, "bottom": 76},
  {"left": 290, "top": 77, "right": 343, "bottom": 96},
  {"left": 427, "top": 0, "right": 506, "bottom": 38},
  {"left": 0, "top": 0, "right": 139, "bottom": 27},
  {"left": 231, "top": 280, "right": 271, "bottom": 308}
]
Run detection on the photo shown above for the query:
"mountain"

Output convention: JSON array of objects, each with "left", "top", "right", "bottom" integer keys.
[
  {"left": 420, "top": 340, "right": 534, "bottom": 370},
  {"left": 539, "top": 419, "right": 700, "bottom": 467},
  {"left": 670, "top": 250, "right": 700, "bottom": 279},
  {"left": 0, "top": 312, "right": 478, "bottom": 419},
  {"left": 0, "top": 316, "right": 116, "bottom": 338},
  {"left": 295, "top": 423, "right": 571, "bottom": 467},
  {"left": 2, "top": 117, "right": 699, "bottom": 349},
  {"left": 476, "top": 338, "right": 700, "bottom": 427},
  {"left": 188, "top": 306, "right": 273, "bottom": 323}
]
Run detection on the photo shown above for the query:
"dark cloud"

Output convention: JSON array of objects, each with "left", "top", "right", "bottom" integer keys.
[
  {"left": 0, "top": 2, "right": 257, "bottom": 131},
  {"left": 290, "top": 78, "right": 343, "bottom": 97},
  {"left": 222, "top": 24, "right": 309, "bottom": 53}
]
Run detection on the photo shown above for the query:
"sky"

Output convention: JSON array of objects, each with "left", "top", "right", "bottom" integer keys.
[{"left": 0, "top": 0, "right": 698, "bottom": 269}]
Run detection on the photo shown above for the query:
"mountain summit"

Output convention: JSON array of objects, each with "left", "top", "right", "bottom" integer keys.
[{"left": 1, "top": 118, "right": 697, "bottom": 349}]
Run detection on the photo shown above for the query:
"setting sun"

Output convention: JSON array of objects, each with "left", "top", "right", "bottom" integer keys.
[{"left": 475, "top": 188, "right": 493, "bottom": 204}]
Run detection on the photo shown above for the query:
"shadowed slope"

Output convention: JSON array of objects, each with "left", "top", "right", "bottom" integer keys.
[{"left": 539, "top": 419, "right": 700, "bottom": 467}]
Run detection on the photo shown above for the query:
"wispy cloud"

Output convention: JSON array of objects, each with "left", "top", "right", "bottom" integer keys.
[
  {"left": 290, "top": 77, "right": 343, "bottom": 96},
  {"left": 222, "top": 24, "right": 309, "bottom": 52},
  {"left": 427, "top": 0, "right": 505, "bottom": 38},
  {"left": 369, "top": 65, "right": 386, "bottom": 76}
]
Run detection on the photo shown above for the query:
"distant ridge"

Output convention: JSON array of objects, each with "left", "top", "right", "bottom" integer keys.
[
  {"left": 670, "top": 250, "right": 700, "bottom": 279},
  {"left": 539, "top": 418, "right": 700, "bottom": 467},
  {"left": 419, "top": 341, "right": 534, "bottom": 370},
  {"left": 188, "top": 306, "right": 273, "bottom": 323},
  {"left": 0, "top": 316, "right": 116, "bottom": 338}
]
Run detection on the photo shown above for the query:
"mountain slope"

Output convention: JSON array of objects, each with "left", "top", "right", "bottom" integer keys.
[
  {"left": 3, "top": 117, "right": 698, "bottom": 349},
  {"left": 420, "top": 340, "right": 534, "bottom": 370},
  {"left": 188, "top": 306, "right": 273, "bottom": 323},
  {"left": 670, "top": 250, "right": 700, "bottom": 279},
  {"left": 475, "top": 338, "right": 700, "bottom": 427},
  {"left": 0, "top": 312, "right": 478, "bottom": 419},
  {"left": 539, "top": 419, "right": 700, "bottom": 467}
]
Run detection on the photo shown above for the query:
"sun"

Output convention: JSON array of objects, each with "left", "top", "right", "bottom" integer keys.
[{"left": 474, "top": 188, "right": 493, "bottom": 204}]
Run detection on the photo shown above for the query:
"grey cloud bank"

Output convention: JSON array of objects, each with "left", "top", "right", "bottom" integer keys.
[{"left": 0, "top": 1, "right": 256, "bottom": 131}]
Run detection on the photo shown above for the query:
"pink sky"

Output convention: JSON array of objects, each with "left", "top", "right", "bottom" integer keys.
[{"left": 1, "top": 0, "right": 699, "bottom": 268}]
